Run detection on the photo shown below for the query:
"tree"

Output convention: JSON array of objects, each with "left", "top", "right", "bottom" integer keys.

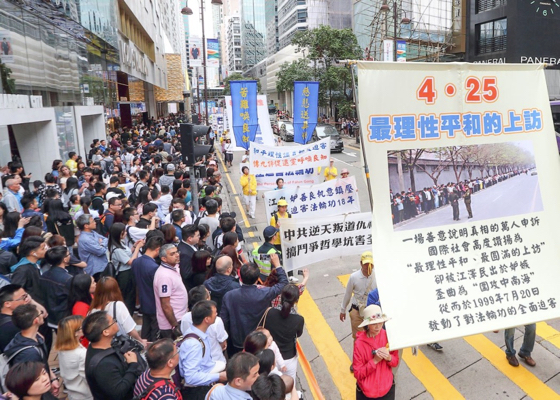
[
  {"left": 0, "top": 62, "right": 15, "bottom": 94},
  {"left": 275, "top": 59, "right": 314, "bottom": 93},
  {"left": 276, "top": 26, "right": 362, "bottom": 117},
  {"left": 416, "top": 148, "right": 451, "bottom": 186},
  {"left": 388, "top": 149, "right": 425, "bottom": 192},
  {"left": 223, "top": 73, "right": 261, "bottom": 95}
]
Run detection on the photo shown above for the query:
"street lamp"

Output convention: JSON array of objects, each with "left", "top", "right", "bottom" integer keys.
[
  {"left": 182, "top": 0, "right": 223, "bottom": 125},
  {"left": 380, "top": 0, "right": 411, "bottom": 62}
]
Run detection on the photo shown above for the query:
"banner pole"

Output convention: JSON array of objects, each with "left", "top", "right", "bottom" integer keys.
[{"left": 350, "top": 62, "right": 374, "bottom": 212}]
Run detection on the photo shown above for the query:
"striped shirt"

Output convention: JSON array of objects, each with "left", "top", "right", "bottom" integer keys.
[{"left": 133, "top": 370, "right": 180, "bottom": 400}]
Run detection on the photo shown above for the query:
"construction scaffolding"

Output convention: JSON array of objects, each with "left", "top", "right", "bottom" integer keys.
[{"left": 354, "top": 0, "right": 466, "bottom": 62}]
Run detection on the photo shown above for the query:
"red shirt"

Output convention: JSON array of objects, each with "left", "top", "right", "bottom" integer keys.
[
  {"left": 72, "top": 301, "right": 90, "bottom": 347},
  {"left": 353, "top": 329, "right": 399, "bottom": 398}
]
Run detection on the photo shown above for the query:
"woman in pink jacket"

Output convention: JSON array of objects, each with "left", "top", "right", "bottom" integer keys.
[{"left": 353, "top": 305, "right": 399, "bottom": 400}]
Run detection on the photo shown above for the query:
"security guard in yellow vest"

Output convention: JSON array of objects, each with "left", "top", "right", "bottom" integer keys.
[{"left": 252, "top": 226, "right": 281, "bottom": 280}]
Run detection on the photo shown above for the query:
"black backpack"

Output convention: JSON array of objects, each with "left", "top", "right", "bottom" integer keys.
[{"left": 128, "top": 182, "right": 143, "bottom": 205}]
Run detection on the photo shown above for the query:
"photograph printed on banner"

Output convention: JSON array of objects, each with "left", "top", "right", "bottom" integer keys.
[{"left": 389, "top": 141, "right": 542, "bottom": 232}]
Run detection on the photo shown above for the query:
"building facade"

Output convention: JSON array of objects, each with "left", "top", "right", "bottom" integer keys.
[
  {"left": 0, "top": 0, "right": 113, "bottom": 178},
  {"left": 467, "top": 1, "right": 560, "bottom": 98},
  {"left": 240, "top": 0, "right": 267, "bottom": 70},
  {"left": 266, "top": 0, "right": 279, "bottom": 57},
  {"left": 226, "top": 16, "right": 243, "bottom": 74}
]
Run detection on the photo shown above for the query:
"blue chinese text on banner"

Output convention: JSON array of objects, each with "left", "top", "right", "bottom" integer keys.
[
  {"left": 231, "top": 81, "right": 259, "bottom": 150},
  {"left": 293, "top": 81, "right": 319, "bottom": 144}
]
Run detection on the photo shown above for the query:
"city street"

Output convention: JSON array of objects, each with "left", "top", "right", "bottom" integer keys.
[
  {"left": 395, "top": 173, "right": 543, "bottom": 232},
  {"left": 219, "top": 136, "right": 560, "bottom": 400}
]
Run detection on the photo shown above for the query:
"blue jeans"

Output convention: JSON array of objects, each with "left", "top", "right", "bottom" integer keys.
[{"left": 504, "top": 323, "right": 536, "bottom": 357}]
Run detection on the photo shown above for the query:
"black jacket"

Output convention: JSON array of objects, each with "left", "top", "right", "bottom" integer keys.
[
  {"left": 11, "top": 262, "right": 44, "bottom": 305},
  {"left": 178, "top": 241, "right": 196, "bottom": 290},
  {"left": 0, "top": 249, "right": 17, "bottom": 276},
  {"left": 85, "top": 346, "right": 144, "bottom": 400},
  {"left": 4, "top": 332, "right": 49, "bottom": 370},
  {"left": 40, "top": 266, "right": 72, "bottom": 325},
  {"left": 204, "top": 273, "right": 240, "bottom": 313}
]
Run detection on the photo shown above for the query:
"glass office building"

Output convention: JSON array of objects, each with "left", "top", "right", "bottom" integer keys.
[
  {"left": 241, "top": 0, "right": 267, "bottom": 69},
  {"left": 0, "top": 0, "right": 116, "bottom": 176}
]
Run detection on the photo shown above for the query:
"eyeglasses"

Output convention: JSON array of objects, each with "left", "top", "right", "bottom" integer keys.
[
  {"left": 13, "top": 293, "right": 29, "bottom": 302},
  {"left": 34, "top": 310, "right": 44, "bottom": 320},
  {"left": 103, "top": 320, "right": 117, "bottom": 331}
]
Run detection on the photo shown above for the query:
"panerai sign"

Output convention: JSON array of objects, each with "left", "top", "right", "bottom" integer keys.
[
  {"left": 0, "top": 94, "right": 43, "bottom": 109},
  {"left": 119, "top": 39, "right": 148, "bottom": 76}
]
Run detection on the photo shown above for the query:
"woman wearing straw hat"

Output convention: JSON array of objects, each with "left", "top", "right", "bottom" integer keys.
[{"left": 353, "top": 304, "right": 399, "bottom": 400}]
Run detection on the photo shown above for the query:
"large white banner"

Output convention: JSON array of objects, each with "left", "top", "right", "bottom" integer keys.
[
  {"left": 264, "top": 176, "right": 361, "bottom": 221},
  {"left": 250, "top": 138, "right": 330, "bottom": 190},
  {"left": 225, "top": 95, "right": 275, "bottom": 150},
  {"left": 357, "top": 62, "right": 560, "bottom": 350},
  {"left": 280, "top": 212, "right": 372, "bottom": 271}
]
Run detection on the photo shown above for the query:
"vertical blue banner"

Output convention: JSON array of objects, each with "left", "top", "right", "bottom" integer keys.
[
  {"left": 294, "top": 81, "right": 319, "bottom": 144},
  {"left": 231, "top": 81, "right": 258, "bottom": 150}
]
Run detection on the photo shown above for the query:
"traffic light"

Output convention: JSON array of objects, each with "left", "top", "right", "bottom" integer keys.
[{"left": 180, "top": 123, "right": 212, "bottom": 166}]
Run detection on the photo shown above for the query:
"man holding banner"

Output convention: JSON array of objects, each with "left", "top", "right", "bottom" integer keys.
[
  {"left": 340, "top": 251, "right": 377, "bottom": 372},
  {"left": 269, "top": 199, "right": 291, "bottom": 254}
]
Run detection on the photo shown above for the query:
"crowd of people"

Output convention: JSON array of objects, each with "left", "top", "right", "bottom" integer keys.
[
  {"left": 390, "top": 171, "right": 522, "bottom": 224},
  {"left": 0, "top": 114, "right": 309, "bottom": 400}
]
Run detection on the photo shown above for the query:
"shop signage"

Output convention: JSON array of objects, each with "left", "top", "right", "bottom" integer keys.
[
  {"left": 0, "top": 94, "right": 43, "bottom": 109},
  {"left": 119, "top": 39, "right": 148, "bottom": 76}
]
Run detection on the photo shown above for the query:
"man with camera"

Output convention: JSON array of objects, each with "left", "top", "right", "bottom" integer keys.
[{"left": 83, "top": 311, "right": 145, "bottom": 400}]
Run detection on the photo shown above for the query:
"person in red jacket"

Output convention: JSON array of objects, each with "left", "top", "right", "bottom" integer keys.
[{"left": 353, "top": 304, "right": 399, "bottom": 400}]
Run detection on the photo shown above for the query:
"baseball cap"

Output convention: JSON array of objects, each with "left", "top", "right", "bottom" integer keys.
[
  {"left": 277, "top": 199, "right": 288, "bottom": 206},
  {"left": 263, "top": 226, "right": 279, "bottom": 239},
  {"left": 361, "top": 251, "right": 373, "bottom": 265}
]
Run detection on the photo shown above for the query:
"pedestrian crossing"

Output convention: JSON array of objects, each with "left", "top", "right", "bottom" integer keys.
[{"left": 296, "top": 273, "right": 560, "bottom": 399}]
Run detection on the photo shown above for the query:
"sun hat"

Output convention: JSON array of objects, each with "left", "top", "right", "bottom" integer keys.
[{"left": 358, "top": 305, "right": 390, "bottom": 327}]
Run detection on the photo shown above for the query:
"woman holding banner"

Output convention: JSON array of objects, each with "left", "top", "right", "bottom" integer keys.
[
  {"left": 353, "top": 305, "right": 398, "bottom": 400},
  {"left": 240, "top": 166, "right": 257, "bottom": 218}
]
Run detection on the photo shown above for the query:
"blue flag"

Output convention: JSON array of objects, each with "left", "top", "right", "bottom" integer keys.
[
  {"left": 294, "top": 81, "right": 319, "bottom": 144},
  {"left": 231, "top": 81, "right": 258, "bottom": 150}
]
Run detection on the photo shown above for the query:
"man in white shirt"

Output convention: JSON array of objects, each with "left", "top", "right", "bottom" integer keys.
[
  {"left": 181, "top": 285, "right": 227, "bottom": 370},
  {"left": 339, "top": 251, "right": 376, "bottom": 372},
  {"left": 122, "top": 207, "right": 159, "bottom": 250}
]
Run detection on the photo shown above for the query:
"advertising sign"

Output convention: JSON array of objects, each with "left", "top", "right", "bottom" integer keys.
[
  {"left": 207, "top": 38, "right": 220, "bottom": 67},
  {"left": 190, "top": 37, "right": 203, "bottom": 67}
]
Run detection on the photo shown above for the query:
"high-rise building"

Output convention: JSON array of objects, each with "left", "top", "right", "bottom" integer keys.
[
  {"left": 240, "top": 0, "right": 267, "bottom": 70},
  {"left": 226, "top": 16, "right": 243, "bottom": 74},
  {"left": 265, "top": 0, "right": 279, "bottom": 57},
  {"left": 277, "top": 0, "right": 352, "bottom": 50}
]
